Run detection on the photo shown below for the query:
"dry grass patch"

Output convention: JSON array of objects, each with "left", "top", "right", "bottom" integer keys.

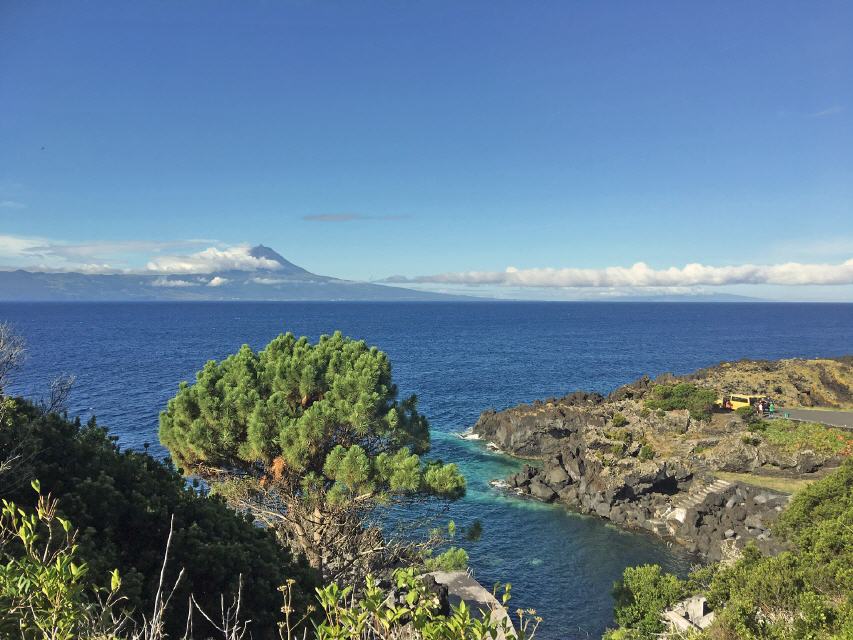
[{"left": 714, "top": 470, "right": 816, "bottom": 495}]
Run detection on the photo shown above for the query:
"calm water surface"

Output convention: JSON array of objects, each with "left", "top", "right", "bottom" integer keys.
[{"left": 3, "top": 301, "right": 852, "bottom": 638}]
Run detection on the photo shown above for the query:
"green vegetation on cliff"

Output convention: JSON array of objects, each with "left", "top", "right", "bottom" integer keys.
[
  {"left": 644, "top": 383, "right": 718, "bottom": 421},
  {"left": 607, "top": 458, "right": 853, "bottom": 639},
  {"left": 748, "top": 418, "right": 853, "bottom": 456}
]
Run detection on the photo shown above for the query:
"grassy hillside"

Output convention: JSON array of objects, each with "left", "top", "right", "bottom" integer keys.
[{"left": 680, "top": 357, "right": 853, "bottom": 408}]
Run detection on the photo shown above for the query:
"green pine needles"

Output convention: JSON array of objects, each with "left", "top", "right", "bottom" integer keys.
[{"left": 160, "top": 331, "right": 465, "bottom": 581}]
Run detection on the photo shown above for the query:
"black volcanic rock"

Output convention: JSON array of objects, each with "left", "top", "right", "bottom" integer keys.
[{"left": 472, "top": 367, "right": 843, "bottom": 560}]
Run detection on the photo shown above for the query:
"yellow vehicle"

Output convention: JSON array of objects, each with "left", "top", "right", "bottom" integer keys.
[{"left": 716, "top": 394, "right": 763, "bottom": 411}]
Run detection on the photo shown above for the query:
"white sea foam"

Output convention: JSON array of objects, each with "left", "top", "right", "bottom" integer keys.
[{"left": 456, "top": 429, "right": 481, "bottom": 441}]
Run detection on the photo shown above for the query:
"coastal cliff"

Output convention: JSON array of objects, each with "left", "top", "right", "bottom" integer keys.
[{"left": 474, "top": 357, "right": 853, "bottom": 561}]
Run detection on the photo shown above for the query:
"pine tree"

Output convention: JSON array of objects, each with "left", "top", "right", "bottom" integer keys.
[{"left": 160, "top": 331, "right": 465, "bottom": 581}]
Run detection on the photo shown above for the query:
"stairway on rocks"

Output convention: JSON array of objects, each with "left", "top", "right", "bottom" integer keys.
[
  {"left": 658, "top": 477, "right": 734, "bottom": 533},
  {"left": 672, "top": 478, "right": 733, "bottom": 512}
]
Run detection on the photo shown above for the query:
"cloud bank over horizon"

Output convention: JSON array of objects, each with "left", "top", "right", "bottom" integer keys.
[
  {"left": 2, "top": 232, "right": 853, "bottom": 298},
  {"left": 0, "top": 236, "right": 281, "bottom": 275},
  {"left": 384, "top": 259, "right": 853, "bottom": 288}
]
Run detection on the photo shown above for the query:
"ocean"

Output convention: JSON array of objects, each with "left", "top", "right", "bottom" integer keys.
[{"left": 3, "top": 301, "right": 852, "bottom": 638}]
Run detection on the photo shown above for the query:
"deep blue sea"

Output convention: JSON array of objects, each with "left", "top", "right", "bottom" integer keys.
[{"left": 3, "top": 301, "right": 852, "bottom": 639}]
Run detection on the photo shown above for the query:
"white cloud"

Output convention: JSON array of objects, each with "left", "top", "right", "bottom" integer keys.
[
  {"left": 809, "top": 105, "right": 844, "bottom": 118},
  {"left": 303, "top": 213, "right": 409, "bottom": 223},
  {"left": 0, "top": 200, "right": 25, "bottom": 209},
  {"left": 151, "top": 277, "right": 199, "bottom": 288},
  {"left": 385, "top": 259, "right": 853, "bottom": 288},
  {"left": 0, "top": 235, "right": 279, "bottom": 275},
  {"left": 74, "top": 263, "right": 119, "bottom": 274},
  {"left": 207, "top": 276, "right": 229, "bottom": 287},
  {"left": 0, "top": 233, "right": 41, "bottom": 257},
  {"left": 251, "top": 277, "right": 288, "bottom": 285},
  {"left": 27, "top": 239, "right": 210, "bottom": 261},
  {"left": 146, "top": 245, "right": 281, "bottom": 274},
  {"left": 0, "top": 234, "right": 214, "bottom": 273}
]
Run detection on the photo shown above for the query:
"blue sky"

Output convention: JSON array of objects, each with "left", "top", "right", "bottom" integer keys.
[{"left": 1, "top": 1, "right": 852, "bottom": 299}]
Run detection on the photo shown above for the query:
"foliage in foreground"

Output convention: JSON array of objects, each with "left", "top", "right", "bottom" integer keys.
[
  {"left": 159, "top": 331, "right": 465, "bottom": 581},
  {"left": 643, "top": 383, "right": 718, "bottom": 421},
  {"left": 294, "top": 568, "right": 540, "bottom": 640},
  {"left": 0, "top": 395, "right": 314, "bottom": 638},
  {"left": 0, "top": 485, "right": 124, "bottom": 639},
  {"left": 605, "top": 458, "right": 853, "bottom": 639},
  {"left": 1, "top": 501, "right": 536, "bottom": 640}
]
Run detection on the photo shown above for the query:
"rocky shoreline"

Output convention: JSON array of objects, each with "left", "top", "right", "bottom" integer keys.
[
  {"left": 503, "top": 458, "right": 788, "bottom": 561},
  {"left": 473, "top": 361, "right": 852, "bottom": 561}
]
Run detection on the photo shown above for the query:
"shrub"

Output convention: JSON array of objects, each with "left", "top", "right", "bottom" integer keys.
[
  {"left": 638, "top": 407, "right": 650, "bottom": 419},
  {"left": 610, "top": 565, "right": 684, "bottom": 638},
  {"left": 0, "top": 486, "right": 123, "bottom": 639},
  {"left": 775, "top": 457, "right": 853, "bottom": 540},
  {"left": 611, "top": 443, "right": 626, "bottom": 457},
  {"left": 644, "top": 383, "right": 718, "bottom": 421},
  {"left": 638, "top": 445, "right": 655, "bottom": 461},
  {"left": 735, "top": 405, "right": 754, "bottom": 419},
  {"left": 298, "top": 568, "right": 542, "bottom": 640},
  {"left": 607, "top": 459, "right": 853, "bottom": 639},
  {"left": 423, "top": 546, "right": 469, "bottom": 572},
  {"left": 612, "top": 412, "right": 628, "bottom": 428},
  {"left": 0, "top": 397, "right": 314, "bottom": 638},
  {"left": 760, "top": 419, "right": 853, "bottom": 456},
  {"left": 606, "top": 429, "right": 633, "bottom": 444}
]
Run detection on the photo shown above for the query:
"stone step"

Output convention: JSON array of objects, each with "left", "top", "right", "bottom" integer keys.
[
  {"left": 670, "top": 479, "right": 735, "bottom": 511},
  {"left": 645, "top": 518, "right": 668, "bottom": 535}
]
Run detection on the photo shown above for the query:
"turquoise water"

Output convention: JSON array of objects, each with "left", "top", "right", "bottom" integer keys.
[{"left": 3, "top": 301, "right": 851, "bottom": 638}]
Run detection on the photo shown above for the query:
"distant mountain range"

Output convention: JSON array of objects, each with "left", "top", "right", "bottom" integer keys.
[
  {"left": 0, "top": 246, "right": 769, "bottom": 303},
  {"left": 0, "top": 245, "right": 468, "bottom": 301},
  {"left": 598, "top": 293, "right": 763, "bottom": 302}
]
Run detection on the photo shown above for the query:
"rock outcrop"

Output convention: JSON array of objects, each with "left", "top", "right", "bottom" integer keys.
[
  {"left": 473, "top": 359, "right": 852, "bottom": 560},
  {"left": 504, "top": 446, "right": 789, "bottom": 560}
]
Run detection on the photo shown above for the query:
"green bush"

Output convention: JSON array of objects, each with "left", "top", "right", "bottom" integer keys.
[
  {"left": 760, "top": 419, "right": 853, "bottom": 456},
  {"left": 775, "top": 457, "right": 853, "bottom": 540},
  {"left": 298, "top": 568, "right": 542, "bottom": 640},
  {"left": 639, "top": 407, "right": 651, "bottom": 419},
  {"left": 612, "top": 412, "right": 628, "bottom": 428},
  {"left": 423, "top": 546, "right": 469, "bottom": 572},
  {"left": 611, "top": 565, "right": 684, "bottom": 638},
  {"left": 607, "top": 458, "right": 853, "bottom": 639},
  {"left": 644, "top": 383, "right": 718, "bottom": 421},
  {"left": 0, "top": 397, "right": 315, "bottom": 638},
  {"left": 638, "top": 445, "right": 655, "bottom": 461},
  {"left": 0, "top": 486, "right": 123, "bottom": 639}
]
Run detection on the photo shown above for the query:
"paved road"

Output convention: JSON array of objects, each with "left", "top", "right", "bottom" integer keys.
[{"left": 780, "top": 408, "right": 853, "bottom": 430}]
